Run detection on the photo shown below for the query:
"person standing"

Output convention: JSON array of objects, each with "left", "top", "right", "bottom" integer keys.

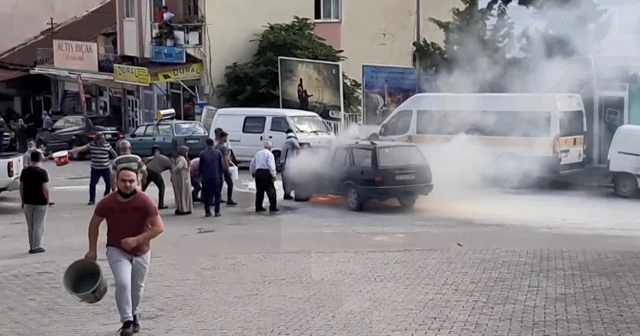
[
  {"left": 215, "top": 131, "right": 237, "bottom": 206},
  {"left": 0, "top": 115, "right": 6, "bottom": 154},
  {"left": 70, "top": 132, "right": 118, "bottom": 205},
  {"left": 170, "top": 146, "right": 192, "bottom": 215},
  {"left": 111, "top": 141, "right": 147, "bottom": 192},
  {"left": 19, "top": 150, "right": 50, "bottom": 254},
  {"left": 84, "top": 168, "right": 164, "bottom": 336},
  {"left": 23, "top": 139, "right": 54, "bottom": 206},
  {"left": 280, "top": 130, "right": 301, "bottom": 200},
  {"left": 42, "top": 112, "right": 53, "bottom": 131},
  {"left": 16, "top": 119, "right": 27, "bottom": 153},
  {"left": 199, "top": 138, "right": 225, "bottom": 217},
  {"left": 189, "top": 157, "right": 201, "bottom": 202},
  {"left": 142, "top": 152, "right": 172, "bottom": 209},
  {"left": 250, "top": 141, "right": 278, "bottom": 212}
]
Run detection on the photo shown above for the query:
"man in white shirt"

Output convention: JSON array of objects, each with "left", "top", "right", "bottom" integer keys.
[
  {"left": 249, "top": 141, "right": 278, "bottom": 212},
  {"left": 162, "top": 6, "right": 175, "bottom": 22}
]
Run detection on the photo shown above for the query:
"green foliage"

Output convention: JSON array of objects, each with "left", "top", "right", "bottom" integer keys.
[{"left": 216, "top": 17, "right": 361, "bottom": 113}]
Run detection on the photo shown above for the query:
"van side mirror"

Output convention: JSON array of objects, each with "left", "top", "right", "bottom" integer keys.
[{"left": 379, "top": 124, "right": 388, "bottom": 136}]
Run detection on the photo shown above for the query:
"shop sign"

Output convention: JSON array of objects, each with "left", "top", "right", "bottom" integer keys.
[
  {"left": 53, "top": 40, "right": 99, "bottom": 72},
  {"left": 113, "top": 65, "right": 150, "bottom": 85},
  {"left": 153, "top": 63, "right": 203, "bottom": 82}
]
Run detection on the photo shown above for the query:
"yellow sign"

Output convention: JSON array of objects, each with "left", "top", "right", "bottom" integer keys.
[
  {"left": 113, "top": 65, "right": 150, "bottom": 85},
  {"left": 153, "top": 63, "right": 203, "bottom": 83}
]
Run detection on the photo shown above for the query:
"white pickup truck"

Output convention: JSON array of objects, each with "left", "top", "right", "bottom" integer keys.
[{"left": 0, "top": 152, "right": 23, "bottom": 195}]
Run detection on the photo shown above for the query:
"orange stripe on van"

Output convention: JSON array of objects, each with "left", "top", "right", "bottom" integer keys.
[
  {"left": 407, "top": 135, "right": 552, "bottom": 148},
  {"left": 557, "top": 135, "right": 584, "bottom": 149}
]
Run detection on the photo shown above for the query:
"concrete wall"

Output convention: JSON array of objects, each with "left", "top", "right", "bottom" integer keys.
[{"left": 0, "top": 0, "right": 107, "bottom": 54}]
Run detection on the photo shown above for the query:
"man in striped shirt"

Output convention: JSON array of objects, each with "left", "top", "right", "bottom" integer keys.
[
  {"left": 111, "top": 141, "right": 147, "bottom": 192},
  {"left": 70, "top": 132, "right": 118, "bottom": 205}
]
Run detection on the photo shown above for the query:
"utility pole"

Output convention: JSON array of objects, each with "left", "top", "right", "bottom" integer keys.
[
  {"left": 415, "top": 0, "right": 422, "bottom": 93},
  {"left": 47, "top": 17, "right": 56, "bottom": 43}
]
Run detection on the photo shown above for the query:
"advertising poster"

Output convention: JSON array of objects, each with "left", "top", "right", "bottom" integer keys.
[
  {"left": 362, "top": 64, "right": 417, "bottom": 125},
  {"left": 279, "top": 57, "right": 343, "bottom": 120}
]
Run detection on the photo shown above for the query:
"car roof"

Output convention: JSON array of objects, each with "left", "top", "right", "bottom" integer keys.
[
  {"left": 216, "top": 107, "right": 320, "bottom": 117},
  {"left": 327, "top": 140, "right": 418, "bottom": 149}
]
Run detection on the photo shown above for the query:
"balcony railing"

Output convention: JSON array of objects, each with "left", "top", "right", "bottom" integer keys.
[
  {"left": 36, "top": 48, "right": 122, "bottom": 74},
  {"left": 151, "top": 22, "right": 204, "bottom": 47}
]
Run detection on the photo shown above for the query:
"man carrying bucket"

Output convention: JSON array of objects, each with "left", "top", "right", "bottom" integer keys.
[{"left": 84, "top": 167, "right": 165, "bottom": 336}]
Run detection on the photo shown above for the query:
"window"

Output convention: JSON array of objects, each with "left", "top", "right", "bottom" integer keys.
[
  {"left": 89, "top": 117, "right": 119, "bottom": 128},
  {"left": 174, "top": 122, "right": 207, "bottom": 136},
  {"left": 158, "top": 124, "right": 172, "bottom": 136},
  {"left": 380, "top": 110, "right": 412, "bottom": 136},
  {"left": 332, "top": 148, "right": 350, "bottom": 167},
  {"left": 53, "top": 117, "right": 71, "bottom": 129},
  {"left": 559, "top": 110, "right": 585, "bottom": 137},
  {"left": 133, "top": 126, "right": 146, "bottom": 136},
  {"left": 243, "top": 117, "right": 266, "bottom": 134},
  {"left": 315, "top": 0, "right": 341, "bottom": 20},
  {"left": 378, "top": 146, "right": 426, "bottom": 167},
  {"left": 416, "top": 110, "right": 551, "bottom": 137},
  {"left": 270, "top": 117, "right": 290, "bottom": 132},
  {"left": 143, "top": 126, "right": 157, "bottom": 136},
  {"left": 289, "top": 116, "right": 331, "bottom": 133},
  {"left": 125, "top": 0, "right": 135, "bottom": 18},
  {"left": 352, "top": 148, "right": 372, "bottom": 167}
]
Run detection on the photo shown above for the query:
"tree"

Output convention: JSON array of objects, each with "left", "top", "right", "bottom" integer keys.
[{"left": 216, "top": 17, "right": 361, "bottom": 113}]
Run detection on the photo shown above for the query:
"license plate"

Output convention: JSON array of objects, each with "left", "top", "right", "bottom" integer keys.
[
  {"left": 395, "top": 174, "right": 415, "bottom": 180},
  {"left": 104, "top": 134, "right": 112, "bottom": 138},
  {"left": 186, "top": 139, "right": 199, "bottom": 144}
]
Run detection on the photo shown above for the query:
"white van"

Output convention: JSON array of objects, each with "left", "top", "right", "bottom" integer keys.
[
  {"left": 375, "top": 93, "right": 587, "bottom": 176},
  {"left": 202, "top": 107, "right": 335, "bottom": 164},
  {"left": 607, "top": 125, "right": 640, "bottom": 198}
]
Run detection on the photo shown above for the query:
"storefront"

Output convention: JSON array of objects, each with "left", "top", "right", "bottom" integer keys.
[{"left": 113, "top": 63, "right": 203, "bottom": 127}]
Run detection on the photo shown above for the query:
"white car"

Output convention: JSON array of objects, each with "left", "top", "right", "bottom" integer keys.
[{"left": 0, "top": 152, "right": 23, "bottom": 195}]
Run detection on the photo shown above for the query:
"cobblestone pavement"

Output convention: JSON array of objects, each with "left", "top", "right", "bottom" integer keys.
[{"left": 2, "top": 248, "right": 640, "bottom": 335}]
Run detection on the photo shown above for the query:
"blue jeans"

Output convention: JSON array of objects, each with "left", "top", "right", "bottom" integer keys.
[
  {"left": 89, "top": 168, "right": 111, "bottom": 202},
  {"left": 202, "top": 178, "right": 221, "bottom": 215},
  {"left": 221, "top": 171, "right": 234, "bottom": 202},
  {"left": 191, "top": 177, "right": 201, "bottom": 201}
]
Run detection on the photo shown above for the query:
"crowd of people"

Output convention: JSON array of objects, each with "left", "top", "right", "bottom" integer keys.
[{"left": 16, "top": 125, "right": 303, "bottom": 336}]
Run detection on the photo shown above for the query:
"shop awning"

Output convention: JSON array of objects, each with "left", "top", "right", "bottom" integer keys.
[
  {"left": 30, "top": 67, "right": 113, "bottom": 81},
  {"left": 0, "top": 69, "right": 28, "bottom": 81},
  {"left": 113, "top": 63, "right": 203, "bottom": 86}
]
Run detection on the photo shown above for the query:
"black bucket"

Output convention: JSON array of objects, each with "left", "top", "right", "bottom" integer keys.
[{"left": 63, "top": 259, "right": 108, "bottom": 304}]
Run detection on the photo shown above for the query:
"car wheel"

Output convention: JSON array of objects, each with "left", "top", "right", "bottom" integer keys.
[
  {"left": 294, "top": 191, "right": 311, "bottom": 202},
  {"left": 345, "top": 184, "right": 364, "bottom": 211},
  {"left": 614, "top": 173, "right": 638, "bottom": 198},
  {"left": 398, "top": 196, "right": 418, "bottom": 209},
  {"left": 152, "top": 147, "right": 161, "bottom": 155}
]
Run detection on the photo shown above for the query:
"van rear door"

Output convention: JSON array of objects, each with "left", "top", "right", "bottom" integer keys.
[{"left": 558, "top": 110, "right": 586, "bottom": 169}]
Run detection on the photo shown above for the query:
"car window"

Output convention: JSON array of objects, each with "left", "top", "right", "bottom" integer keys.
[
  {"left": 332, "top": 148, "right": 350, "bottom": 167},
  {"left": 174, "top": 122, "right": 207, "bottom": 136},
  {"left": 133, "top": 126, "right": 146, "bottom": 136},
  {"left": 380, "top": 110, "right": 412, "bottom": 136},
  {"left": 243, "top": 117, "right": 266, "bottom": 134},
  {"left": 53, "top": 117, "right": 71, "bottom": 129},
  {"left": 158, "top": 124, "right": 172, "bottom": 136},
  {"left": 89, "top": 117, "right": 119, "bottom": 128},
  {"left": 352, "top": 148, "right": 373, "bottom": 167},
  {"left": 270, "top": 117, "right": 289, "bottom": 132},
  {"left": 144, "top": 126, "right": 157, "bottom": 136},
  {"left": 378, "top": 146, "right": 426, "bottom": 167}
]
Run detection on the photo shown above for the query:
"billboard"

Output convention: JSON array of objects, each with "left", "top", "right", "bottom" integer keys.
[
  {"left": 278, "top": 57, "right": 343, "bottom": 120},
  {"left": 362, "top": 64, "right": 418, "bottom": 125}
]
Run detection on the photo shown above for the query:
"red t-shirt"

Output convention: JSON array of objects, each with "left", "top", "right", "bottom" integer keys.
[{"left": 94, "top": 192, "right": 159, "bottom": 256}]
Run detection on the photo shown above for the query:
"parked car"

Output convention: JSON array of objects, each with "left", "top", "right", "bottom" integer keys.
[
  {"left": 286, "top": 140, "right": 434, "bottom": 211},
  {"left": 118, "top": 120, "right": 209, "bottom": 158},
  {"left": 607, "top": 124, "right": 640, "bottom": 198},
  {"left": 0, "top": 152, "right": 23, "bottom": 195},
  {"left": 36, "top": 115, "right": 124, "bottom": 159}
]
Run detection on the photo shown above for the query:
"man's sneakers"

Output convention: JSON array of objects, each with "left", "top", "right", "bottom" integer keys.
[
  {"left": 283, "top": 194, "right": 294, "bottom": 200},
  {"left": 28, "top": 247, "right": 45, "bottom": 254},
  {"left": 87, "top": 200, "right": 95, "bottom": 206},
  {"left": 119, "top": 316, "right": 140, "bottom": 336},
  {"left": 226, "top": 201, "right": 238, "bottom": 207}
]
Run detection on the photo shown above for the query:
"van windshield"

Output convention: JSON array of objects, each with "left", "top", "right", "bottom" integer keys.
[
  {"left": 289, "top": 116, "right": 332, "bottom": 133},
  {"left": 416, "top": 110, "right": 551, "bottom": 137},
  {"left": 378, "top": 146, "right": 426, "bottom": 167}
]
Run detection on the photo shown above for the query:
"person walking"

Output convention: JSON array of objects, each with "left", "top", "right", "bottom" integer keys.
[
  {"left": 170, "top": 146, "right": 192, "bottom": 215},
  {"left": 250, "top": 141, "right": 278, "bottom": 212},
  {"left": 142, "top": 152, "right": 172, "bottom": 209},
  {"left": 189, "top": 157, "right": 201, "bottom": 202},
  {"left": 215, "top": 131, "right": 237, "bottom": 206},
  {"left": 70, "top": 133, "right": 118, "bottom": 205},
  {"left": 84, "top": 167, "right": 164, "bottom": 336},
  {"left": 111, "top": 141, "right": 147, "bottom": 192},
  {"left": 280, "top": 130, "right": 301, "bottom": 200},
  {"left": 19, "top": 150, "right": 50, "bottom": 254},
  {"left": 199, "top": 138, "right": 225, "bottom": 217}
]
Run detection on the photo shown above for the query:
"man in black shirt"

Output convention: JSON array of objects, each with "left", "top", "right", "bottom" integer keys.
[{"left": 19, "top": 150, "right": 50, "bottom": 254}]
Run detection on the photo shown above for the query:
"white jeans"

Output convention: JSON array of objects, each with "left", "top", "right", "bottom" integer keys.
[{"left": 106, "top": 247, "right": 151, "bottom": 323}]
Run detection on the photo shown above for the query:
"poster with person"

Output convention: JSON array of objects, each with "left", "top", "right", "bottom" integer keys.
[
  {"left": 278, "top": 57, "right": 343, "bottom": 121},
  {"left": 362, "top": 65, "right": 418, "bottom": 125}
]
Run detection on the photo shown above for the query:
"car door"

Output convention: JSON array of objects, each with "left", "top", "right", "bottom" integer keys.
[
  {"left": 128, "top": 125, "right": 148, "bottom": 155},
  {"left": 139, "top": 125, "right": 159, "bottom": 155},
  {"left": 47, "top": 117, "right": 74, "bottom": 150},
  {"left": 349, "top": 148, "right": 376, "bottom": 188},
  {"left": 266, "top": 116, "right": 290, "bottom": 150},
  {"left": 324, "top": 147, "right": 351, "bottom": 194},
  {"left": 156, "top": 124, "right": 174, "bottom": 154},
  {"left": 238, "top": 116, "right": 267, "bottom": 160}
]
